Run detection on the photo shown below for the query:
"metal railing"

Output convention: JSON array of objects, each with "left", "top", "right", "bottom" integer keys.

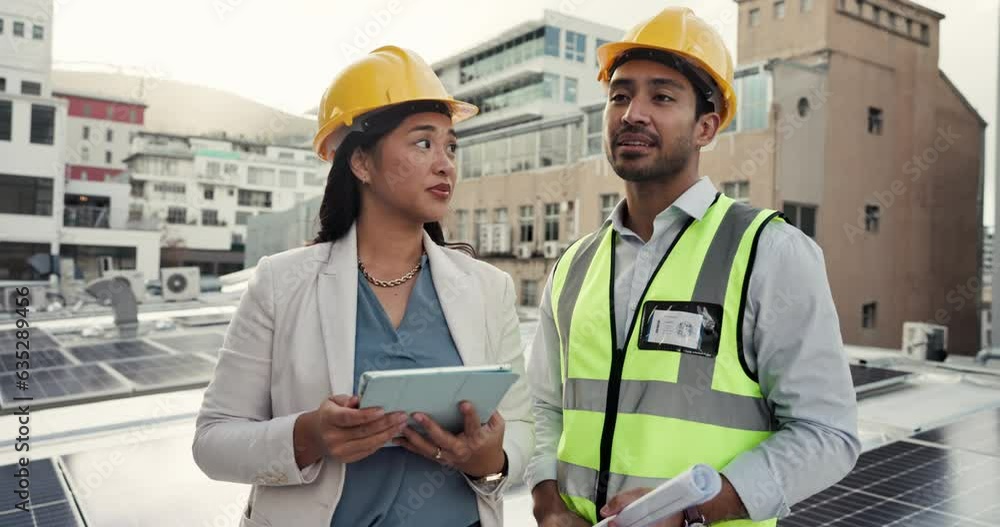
[{"left": 63, "top": 205, "right": 110, "bottom": 228}]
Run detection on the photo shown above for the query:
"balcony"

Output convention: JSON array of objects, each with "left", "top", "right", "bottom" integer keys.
[{"left": 63, "top": 205, "right": 110, "bottom": 229}]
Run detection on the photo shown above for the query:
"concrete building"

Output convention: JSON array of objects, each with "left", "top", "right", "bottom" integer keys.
[
  {"left": 54, "top": 90, "right": 147, "bottom": 182},
  {"left": 0, "top": 0, "right": 161, "bottom": 287},
  {"left": 123, "top": 131, "right": 329, "bottom": 276},
  {"left": 441, "top": 1, "right": 986, "bottom": 354}
]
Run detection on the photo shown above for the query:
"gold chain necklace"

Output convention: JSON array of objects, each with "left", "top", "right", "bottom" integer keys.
[{"left": 358, "top": 255, "right": 423, "bottom": 288}]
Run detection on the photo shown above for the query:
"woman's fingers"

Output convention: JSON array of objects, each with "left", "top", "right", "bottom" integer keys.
[
  {"left": 341, "top": 412, "right": 407, "bottom": 440},
  {"left": 413, "top": 413, "right": 463, "bottom": 455},
  {"left": 460, "top": 401, "right": 482, "bottom": 438},
  {"left": 399, "top": 424, "right": 446, "bottom": 462}
]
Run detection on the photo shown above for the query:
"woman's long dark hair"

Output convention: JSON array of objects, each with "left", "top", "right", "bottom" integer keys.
[{"left": 311, "top": 101, "right": 475, "bottom": 257}]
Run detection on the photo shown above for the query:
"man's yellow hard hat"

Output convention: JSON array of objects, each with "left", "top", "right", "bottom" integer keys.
[
  {"left": 597, "top": 7, "right": 738, "bottom": 131},
  {"left": 313, "top": 45, "right": 479, "bottom": 161}
]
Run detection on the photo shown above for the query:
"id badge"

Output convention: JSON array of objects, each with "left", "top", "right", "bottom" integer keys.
[{"left": 638, "top": 301, "right": 723, "bottom": 358}]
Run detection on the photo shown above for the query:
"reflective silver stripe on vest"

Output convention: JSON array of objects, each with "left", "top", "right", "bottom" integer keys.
[
  {"left": 559, "top": 460, "right": 668, "bottom": 502},
  {"left": 556, "top": 225, "right": 610, "bottom": 389},
  {"left": 564, "top": 377, "right": 774, "bottom": 431},
  {"left": 678, "top": 202, "right": 767, "bottom": 386}
]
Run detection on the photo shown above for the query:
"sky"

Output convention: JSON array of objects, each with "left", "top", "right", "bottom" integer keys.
[{"left": 51, "top": 0, "right": 999, "bottom": 224}]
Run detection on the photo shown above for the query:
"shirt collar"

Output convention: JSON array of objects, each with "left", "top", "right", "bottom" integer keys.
[{"left": 607, "top": 177, "right": 719, "bottom": 236}]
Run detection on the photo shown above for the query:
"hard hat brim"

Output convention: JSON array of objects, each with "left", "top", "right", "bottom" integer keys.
[{"left": 313, "top": 98, "right": 479, "bottom": 162}]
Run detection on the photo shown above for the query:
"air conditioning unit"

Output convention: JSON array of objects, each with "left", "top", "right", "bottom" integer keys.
[
  {"left": 1, "top": 284, "right": 47, "bottom": 312},
  {"left": 543, "top": 242, "right": 561, "bottom": 259},
  {"left": 516, "top": 244, "right": 533, "bottom": 259},
  {"left": 160, "top": 267, "right": 200, "bottom": 302},
  {"left": 902, "top": 322, "right": 948, "bottom": 361},
  {"left": 102, "top": 270, "right": 146, "bottom": 303}
]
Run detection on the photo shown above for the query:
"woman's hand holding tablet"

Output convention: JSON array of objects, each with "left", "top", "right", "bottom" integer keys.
[
  {"left": 394, "top": 401, "right": 507, "bottom": 478},
  {"left": 294, "top": 394, "right": 409, "bottom": 466}
]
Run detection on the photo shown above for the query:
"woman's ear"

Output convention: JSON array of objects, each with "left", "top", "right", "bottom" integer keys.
[{"left": 349, "top": 147, "right": 371, "bottom": 186}]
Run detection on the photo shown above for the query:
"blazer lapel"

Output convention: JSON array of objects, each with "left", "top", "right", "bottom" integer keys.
[
  {"left": 318, "top": 224, "right": 359, "bottom": 396},
  {"left": 424, "top": 233, "right": 486, "bottom": 367}
]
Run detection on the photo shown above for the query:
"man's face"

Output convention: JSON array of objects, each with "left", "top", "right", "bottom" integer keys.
[{"left": 603, "top": 59, "right": 703, "bottom": 183}]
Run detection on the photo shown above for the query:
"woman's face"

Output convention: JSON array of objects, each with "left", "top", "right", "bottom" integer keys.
[{"left": 351, "top": 111, "right": 458, "bottom": 225}]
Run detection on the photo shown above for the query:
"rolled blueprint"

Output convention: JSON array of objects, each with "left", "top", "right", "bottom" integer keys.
[{"left": 594, "top": 464, "right": 722, "bottom": 527}]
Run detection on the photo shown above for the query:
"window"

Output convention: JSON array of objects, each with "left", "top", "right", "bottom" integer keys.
[
  {"left": 303, "top": 172, "right": 324, "bottom": 186},
  {"left": 599, "top": 193, "right": 619, "bottom": 223},
  {"left": 749, "top": 8, "right": 761, "bottom": 27},
  {"left": 279, "top": 170, "right": 297, "bottom": 188},
  {"left": 106, "top": 106, "right": 115, "bottom": 119},
  {"left": 564, "top": 31, "right": 586, "bottom": 62},
  {"left": 278, "top": 152, "right": 294, "bottom": 160},
  {"left": 205, "top": 162, "right": 220, "bottom": 177},
  {"left": 797, "top": 97, "right": 811, "bottom": 118},
  {"left": 801, "top": 0, "right": 814, "bottom": 12},
  {"left": 129, "top": 109, "right": 137, "bottom": 123},
  {"left": 106, "top": 129, "right": 113, "bottom": 142},
  {"left": 128, "top": 205, "right": 143, "bottom": 223},
  {"left": 563, "top": 77, "right": 578, "bottom": 104},
  {"left": 774, "top": 1, "right": 786, "bottom": 19},
  {"left": 105, "top": 151, "right": 112, "bottom": 164},
  {"left": 235, "top": 211, "right": 252, "bottom": 225},
  {"left": 544, "top": 26, "right": 561, "bottom": 56},
  {"left": 32, "top": 25, "right": 43, "bottom": 40},
  {"left": 152, "top": 182, "right": 186, "bottom": 194},
  {"left": 0, "top": 77, "right": 5, "bottom": 92},
  {"left": 13, "top": 21, "right": 24, "bottom": 37},
  {"left": 733, "top": 69, "right": 769, "bottom": 132},
  {"left": 21, "top": 81, "right": 41, "bottom": 96},
  {"left": 30, "top": 105, "right": 55, "bottom": 145},
  {"left": 544, "top": 203, "right": 560, "bottom": 241},
  {"left": 0, "top": 19, "right": 4, "bottom": 34},
  {"left": 0, "top": 174, "right": 53, "bottom": 215},
  {"left": 130, "top": 180, "right": 145, "bottom": 198},
  {"left": 494, "top": 207, "right": 508, "bottom": 224},
  {"left": 519, "top": 205, "right": 534, "bottom": 243},
  {"left": 0, "top": 100, "right": 11, "bottom": 141},
  {"left": 868, "top": 107, "right": 883, "bottom": 135},
  {"left": 865, "top": 204, "right": 880, "bottom": 232},
  {"left": 247, "top": 167, "right": 276, "bottom": 186},
  {"left": 862, "top": 302, "right": 877, "bottom": 329},
  {"left": 203, "top": 186, "right": 214, "bottom": 200},
  {"left": 521, "top": 280, "right": 539, "bottom": 307},
  {"left": 224, "top": 163, "right": 239, "bottom": 176},
  {"left": 238, "top": 189, "right": 272, "bottom": 208},
  {"left": 783, "top": 202, "right": 817, "bottom": 238},
  {"left": 82, "top": 126, "right": 90, "bottom": 140},
  {"left": 83, "top": 104, "right": 91, "bottom": 117},
  {"left": 201, "top": 209, "right": 219, "bottom": 226},
  {"left": 166, "top": 207, "right": 187, "bottom": 224},
  {"left": 80, "top": 146, "right": 89, "bottom": 162},
  {"left": 455, "top": 210, "right": 469, "bottom": 241},
  {"left": 585, "top": 108, "right": 603, "bottom": 155},
  {"left": 722, "top": 181, "right": 750, "bottom": 203},
  {"left": 595, "top": 38, "right": 610, "bottom": 67},
  {"left": 0, "top": 242, "right": 51, "bottom": 280}
]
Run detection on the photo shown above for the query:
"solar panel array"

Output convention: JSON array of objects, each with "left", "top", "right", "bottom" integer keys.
[
  {"left": 784, "top": 406, "right": 1000, "bottom": 526},
  {"left": 849, "top": 363, "right": 912, "bottom": 394},
  {"left": 0, "top": 459, "right": 82, "bottom": 526},
  {"left": 0, "top": 328, "right": 225, "bottom": 411}
]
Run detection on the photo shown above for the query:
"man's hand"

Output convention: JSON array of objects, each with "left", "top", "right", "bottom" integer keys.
[
  {"left": 601, "top": 487, "right": 683, "bottom": 527},
  {"left": 533, "top": 480, "right": 590, "bottom": 526},
  {"left": 539, "top": 511, "right": 591, "bottom": 527}
]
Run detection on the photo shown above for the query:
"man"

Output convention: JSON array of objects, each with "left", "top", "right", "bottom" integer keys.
[{"left": 527, "top": 7, "right": 860, "bottom": 527}]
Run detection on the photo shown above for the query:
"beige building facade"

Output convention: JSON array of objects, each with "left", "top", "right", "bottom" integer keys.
[{"left": 444, "top": 0, "right": 986, "bottom": 355}]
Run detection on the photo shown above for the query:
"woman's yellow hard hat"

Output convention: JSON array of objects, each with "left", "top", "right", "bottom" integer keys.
[
  {"left": 596, "top": 7, "right": 738, "bottom": 131},
  {"left": 312, "top": 45, "right": 479, "bottom": 161}
]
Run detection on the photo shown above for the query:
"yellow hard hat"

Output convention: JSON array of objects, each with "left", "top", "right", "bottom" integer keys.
[
  {"left": 313, "top": 45, "right": 479, "bottom": 161},
  {"left": 597, "top": 7, "right": 737, "bottom": 131}
]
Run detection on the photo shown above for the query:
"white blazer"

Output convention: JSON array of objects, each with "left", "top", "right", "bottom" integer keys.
[{"left": 193, "top": 224, "right": 534, "bottom": 527}]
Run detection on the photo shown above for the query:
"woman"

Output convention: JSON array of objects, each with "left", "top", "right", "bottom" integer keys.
[{"left": 192, "top": 46, "right": 533, "bottom": 527}]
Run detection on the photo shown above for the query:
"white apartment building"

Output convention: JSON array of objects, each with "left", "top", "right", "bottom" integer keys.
[
  {"left": 0, "top": 0, "right": 161, "bottom": 287},
  {"left": 124, "top": 131, "right": 329, "bottom": 276},
  {"left": 54, "top": 90, "right": 146, "bottom": 182}
]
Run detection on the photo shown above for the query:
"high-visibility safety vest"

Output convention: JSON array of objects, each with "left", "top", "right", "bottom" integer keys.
[{"left": 550, "top": 194, "right": 783, "bottom": 526}]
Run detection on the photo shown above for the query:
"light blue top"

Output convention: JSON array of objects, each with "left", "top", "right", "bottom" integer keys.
[
  {"left": 526, "top": 177, "right": 861, "bottom": 521},
  {"left": 330, "top": 255, "right": 480, "bottom": 527}
]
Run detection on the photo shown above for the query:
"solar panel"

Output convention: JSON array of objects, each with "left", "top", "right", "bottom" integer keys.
[
  {"left": 913, "top": 407, "right": 1000, "bottom": 458},
  {"left": 150, "top": 333, "right": 224, "bottom": 355},
  {"left": 108, "top": 354, "right": 215, "bottom": 389},
  {"left": 66, "top": 340, "right": 169, "bottom": 363},
  {"left": 850, "top": 363, "right": 912, "bottom": 394},
  {"left": 171, "top": 313, "right": 232, "bottom": 327},
  {"left": 0, "top": 349, "right": 72, "bottom": 373},
  {"left": 0, "top": 328, "right": 60, "bottom": 353},
  {"left": 0, "top": 458, "right": 82, "bottom": 526},
  {"left": 783, "top": 440, "right": 1000, "bottom": 526},
  {"left": 0, "top": 364, "right": 130, "bottom": 409}
]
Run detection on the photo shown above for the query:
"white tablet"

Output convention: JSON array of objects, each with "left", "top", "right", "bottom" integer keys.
[{"left": 357, "top": 364, "right": 519, "bottom": 436}]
